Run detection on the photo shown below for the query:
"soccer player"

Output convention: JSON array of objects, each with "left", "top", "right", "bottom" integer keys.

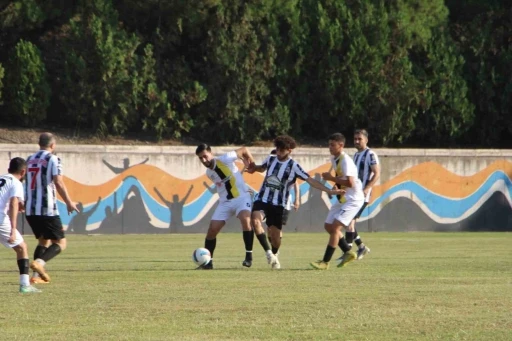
[
  {"left": 25, "top": 133, "right": 79, "bottom": 283},
  {"left": 195, "top": 143, "right": 259, "bottom": 269},
  {"left": 247, "top": 135, "right": 342, "bottom": 269},
  {"left": 0, "top": 157, "right": 41, "bottom": 293},
  {"left": 267, "top": 149, "right": 300, "bottom": 246},
  {"left": 338, "top": 129, "right": 380, "bottom": 260},
  {"left": 310, "top": 133, "right": 365, "bottom": 270}
]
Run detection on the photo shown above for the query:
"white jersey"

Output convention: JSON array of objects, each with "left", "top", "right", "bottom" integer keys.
[
  {"left": 257, "top": 156, "right": 309, "bottom": 208},
  {"left": 25, "top": 150, "right": 62, "bottom": 216},
  {"left": 0, "top": 174, "right": 24, "bottom": 225},
  {"left": 206, "top": 151, "right": 249, "bottom": 202},
  {"left": 353, "top": 147, "right": 379, "bottom": 202},
  {"left": 331, "top": 152, "right": 364, "bottom": 202}
]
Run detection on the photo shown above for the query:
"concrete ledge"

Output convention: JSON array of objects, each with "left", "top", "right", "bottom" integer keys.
[{"left": 0, "top": 144, "right": 511, "bottom": 157}]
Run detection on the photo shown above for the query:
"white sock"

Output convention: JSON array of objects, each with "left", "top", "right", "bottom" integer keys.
[{"left": 20, "top": 274, "right": 30, "bottom": 286}]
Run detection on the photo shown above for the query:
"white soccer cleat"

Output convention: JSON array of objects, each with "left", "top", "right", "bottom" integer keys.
[
  {"left": 266, "top": 251, "right": 277, "bottom": 265},
  {"left": 271, "top": 256, "right": 281, "bottom": 270}
]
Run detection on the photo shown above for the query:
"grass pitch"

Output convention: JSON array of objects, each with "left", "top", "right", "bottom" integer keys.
[{"left": 1, "top": 232, "right": 511, "bottom": 341}]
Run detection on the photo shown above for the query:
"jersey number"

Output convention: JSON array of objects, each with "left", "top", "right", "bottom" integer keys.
[
  {"left": 0, "top": 179, "right": 5, "bottom": 187},
  {"left": 28, "top": 167, "right": 40, "bottom": 190}
]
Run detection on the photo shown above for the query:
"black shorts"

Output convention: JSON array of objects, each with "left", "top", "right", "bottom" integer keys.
[
  {"left": 26, "top": 215, "right": 65, "bottom": 240},
  {"left": 252, "top": 200, "right": 285, "bottom": 230},
  {"left": 354, "top": 202, "right": 369, "bottom": 220}
]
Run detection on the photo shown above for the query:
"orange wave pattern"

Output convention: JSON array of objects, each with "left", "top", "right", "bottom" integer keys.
[{"left": 62, "top": 160, "right": 512, "bottom": 206}]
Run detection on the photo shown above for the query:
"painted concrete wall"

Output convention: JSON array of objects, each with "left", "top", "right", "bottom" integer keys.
[{"left": 2, "top": 144, "right": 511, "bottom": 234}]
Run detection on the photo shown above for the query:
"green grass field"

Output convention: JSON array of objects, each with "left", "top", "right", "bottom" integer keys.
[{"left": 1, "top": 232, "right": 511, "bottom": 341}]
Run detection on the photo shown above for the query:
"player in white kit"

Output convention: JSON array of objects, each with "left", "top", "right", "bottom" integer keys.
[{"left": 0, "top": 157, "right": 41, "bottom": 293}]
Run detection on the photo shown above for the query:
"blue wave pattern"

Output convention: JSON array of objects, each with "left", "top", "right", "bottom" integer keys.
[
  {"left": 60, "top": 176, "right": 220, "bottom": 226},
  {"left": 57, "top": 171, "right": 511, "bottom": 226},
  {"left": 363, "top": 171, "right": 512, "bottom": 219}
]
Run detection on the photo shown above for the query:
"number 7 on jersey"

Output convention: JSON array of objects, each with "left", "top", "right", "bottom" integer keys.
[{"left": 28, "top": 167, "right": 40, "bottom": 190}]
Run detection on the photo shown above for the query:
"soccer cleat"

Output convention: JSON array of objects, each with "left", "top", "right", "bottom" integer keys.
[
  {"left": 271, "top": 256, "right": 281, "bottom": 270},
  {"left": 30, "top": 277, "right": 50, "bottom": 284},
  {"left": 19, "top": 285, "right": 42, "bottom": 293},
  {"left": 30, "top": 261, "right": 51, "bottom": 282},
  {"left": 337, "top": 250, "right": 357, "bottom": 268},
  {"left": 336, "top": 253, "right": 345, "bottom": 262},
  {"left": 310, "top": 260, "right": 329, "bottom": 270},
  {"left": 242, "top": 259, "right": 252, "bottom": 268},
  {"left": 357, "top": 246, "right": 370, "bottom": 260},
  {"left": 196, "top": 261, "right": 213, "bottom": 270},
  {"left": 266, "top": 252, "right": 277, "bottom": 266}
]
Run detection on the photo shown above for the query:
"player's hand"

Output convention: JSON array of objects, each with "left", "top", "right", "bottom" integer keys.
[
  {"left": 293, "top": 201, "right": 300, "bottom": 211},
  {"left": 18, "top": 202, "right": 25, "bottom": 213},
  {"left": 363, "top": 187, "right": 370, "bottom": 197},
  {"left": 67, "top": 202, "right": 80, "bottom": 215},
  {"left": 321, "top": 172, "right": 333, "bottom": 181},
  {"left": 246, "top": 162, "right": 256, "bottom": 174},
  {"left": 8, "top": 231, "right": 16, "bottom": 244}
]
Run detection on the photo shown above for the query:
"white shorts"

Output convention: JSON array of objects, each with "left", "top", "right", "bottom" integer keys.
[
  {"left": 212, "top": 193, "right": 252, "bottom": 222},
  {"left": 325, "top": 200, "right": 365, "bottom": 227},
  {"left": 0, "top": 223, "right": 24, "bottom": 248}
]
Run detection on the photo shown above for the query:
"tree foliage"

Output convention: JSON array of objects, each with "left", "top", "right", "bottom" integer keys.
[
  {"left": 0, "top": 0, "right": 509, "bottom": 147},
  {"left": 3, "top": 39, "right": 50, "bottom": 126}
]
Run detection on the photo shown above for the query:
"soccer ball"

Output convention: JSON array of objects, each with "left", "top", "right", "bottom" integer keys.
[{"left": 192, "top": 248, "right": 211, "bottom": 267}]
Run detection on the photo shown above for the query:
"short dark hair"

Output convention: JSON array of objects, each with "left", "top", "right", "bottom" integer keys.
[
  {"left": 39, "top": 132, "right": 55, "bottom": 148},
  {"left": 270, "top": 149, "right": 277, "bottom": 155},
  {"left": 8, "top": 157, "right": 27, "bottom": 174},
  {"left": 274, "top": 135, "right": 297, "bottom": 150},
  {"left": 328, "top": 133, "right": 345, "bottom": 144},
  {"left": 354, "top": 129, "right": 369, "bottom": 137},
  {"left": 195, "top": 143, "right": 211, "bottom": 155}
]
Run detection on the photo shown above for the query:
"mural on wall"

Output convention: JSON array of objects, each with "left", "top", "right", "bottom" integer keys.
[{"left": 18, "top": 159, "right": 512, "bottom": 234}]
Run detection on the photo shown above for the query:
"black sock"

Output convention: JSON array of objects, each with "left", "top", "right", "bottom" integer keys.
[
  {"left": 204, "top": 238, "right": 217, "bottom": 258},
  {"left": 272, "top": 246, "right": 279, "bottom": 255},
  {"left": 243, "top": 231, "right": 253, "bottom": 261},
  {"left": 345, "top": 232, "right": 355, "bottom": 245},
  {"left": 41, "top": 243, "right": 62, "bottom": 262},
  {"left": 34, "top": 245, "right": 47, "bottom": 260},
  {"left": 256, "top": 233, "right": 271, "bottom": 252},
  {"left": 338, "top": 237, "right": 351, "bottom": 253},
  {"left": 322, "top": 245, "right": 336, "bottom": 262},
  {"left": 17, "top": 258, "right": 29, "bottom": 275}
]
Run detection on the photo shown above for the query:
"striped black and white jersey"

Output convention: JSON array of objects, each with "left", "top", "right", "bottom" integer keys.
[
  {"left": 0, "top": 174, "right": 24, "bottom": 225},
  {"left": 257, "top": 156, "right": 309, "bottom": 208},
  {"left": 353, "top": 147, "right": 380, "bottom": 202},
  {"left": 25, "top": 150, "right": 62, "bottom": 216}
]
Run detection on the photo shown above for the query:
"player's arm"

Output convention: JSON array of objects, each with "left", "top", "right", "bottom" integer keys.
[
  {"left": 333, "top": 175, "right": 356, "bottom": 188},
  {"left": 54, "top": 175, "right": 79, "bottom": 214},
  {"left": 306, "top": 177, "right": 344, "bottom": 196},
  {"left": 234, "top": 147, "right": 255, "bottom": 164},
  {"left": 8, "top": 196, "right": 19, "bottom": 243},
  {"left": 293, "top": 182, "right": 300, "bottom": 209},
  {"left": 365, "top": 163, "right": 381, "bottom": 192}
]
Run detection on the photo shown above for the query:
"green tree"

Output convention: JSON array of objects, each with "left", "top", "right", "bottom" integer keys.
[
  {"left": 0, "top": 62, "right": 4, "bottom": 104},
  {"left": 4, "top": 39, "right": 50, "bottom": 126}
]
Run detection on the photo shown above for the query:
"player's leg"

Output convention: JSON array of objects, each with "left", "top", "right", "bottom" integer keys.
[
  {"left": 30, "top": 217, "right": 66, "bottom": 280},
  {"left": 351, "top": 202, "right": 370, "bottom": 260},
  {"left": 310, "top": 221, "right": 342, "bottom": 270},
  {"left": 202, "top": 202, "right": 231, "bottom": 269},
  {"left": 12, "top": 241, "right": 41, "bottom": 293},
  {"left": 236, "top": 195, "right": 254, "bottom": 267},
  {"left": 251, "top": 201, "right": 275, "bottom": 265},
  {"left": 26, "top": 216, "right": 51, "bottom": 283},
  {"left": 336, "top": 201, "right": 365, "bottom": 268}
]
